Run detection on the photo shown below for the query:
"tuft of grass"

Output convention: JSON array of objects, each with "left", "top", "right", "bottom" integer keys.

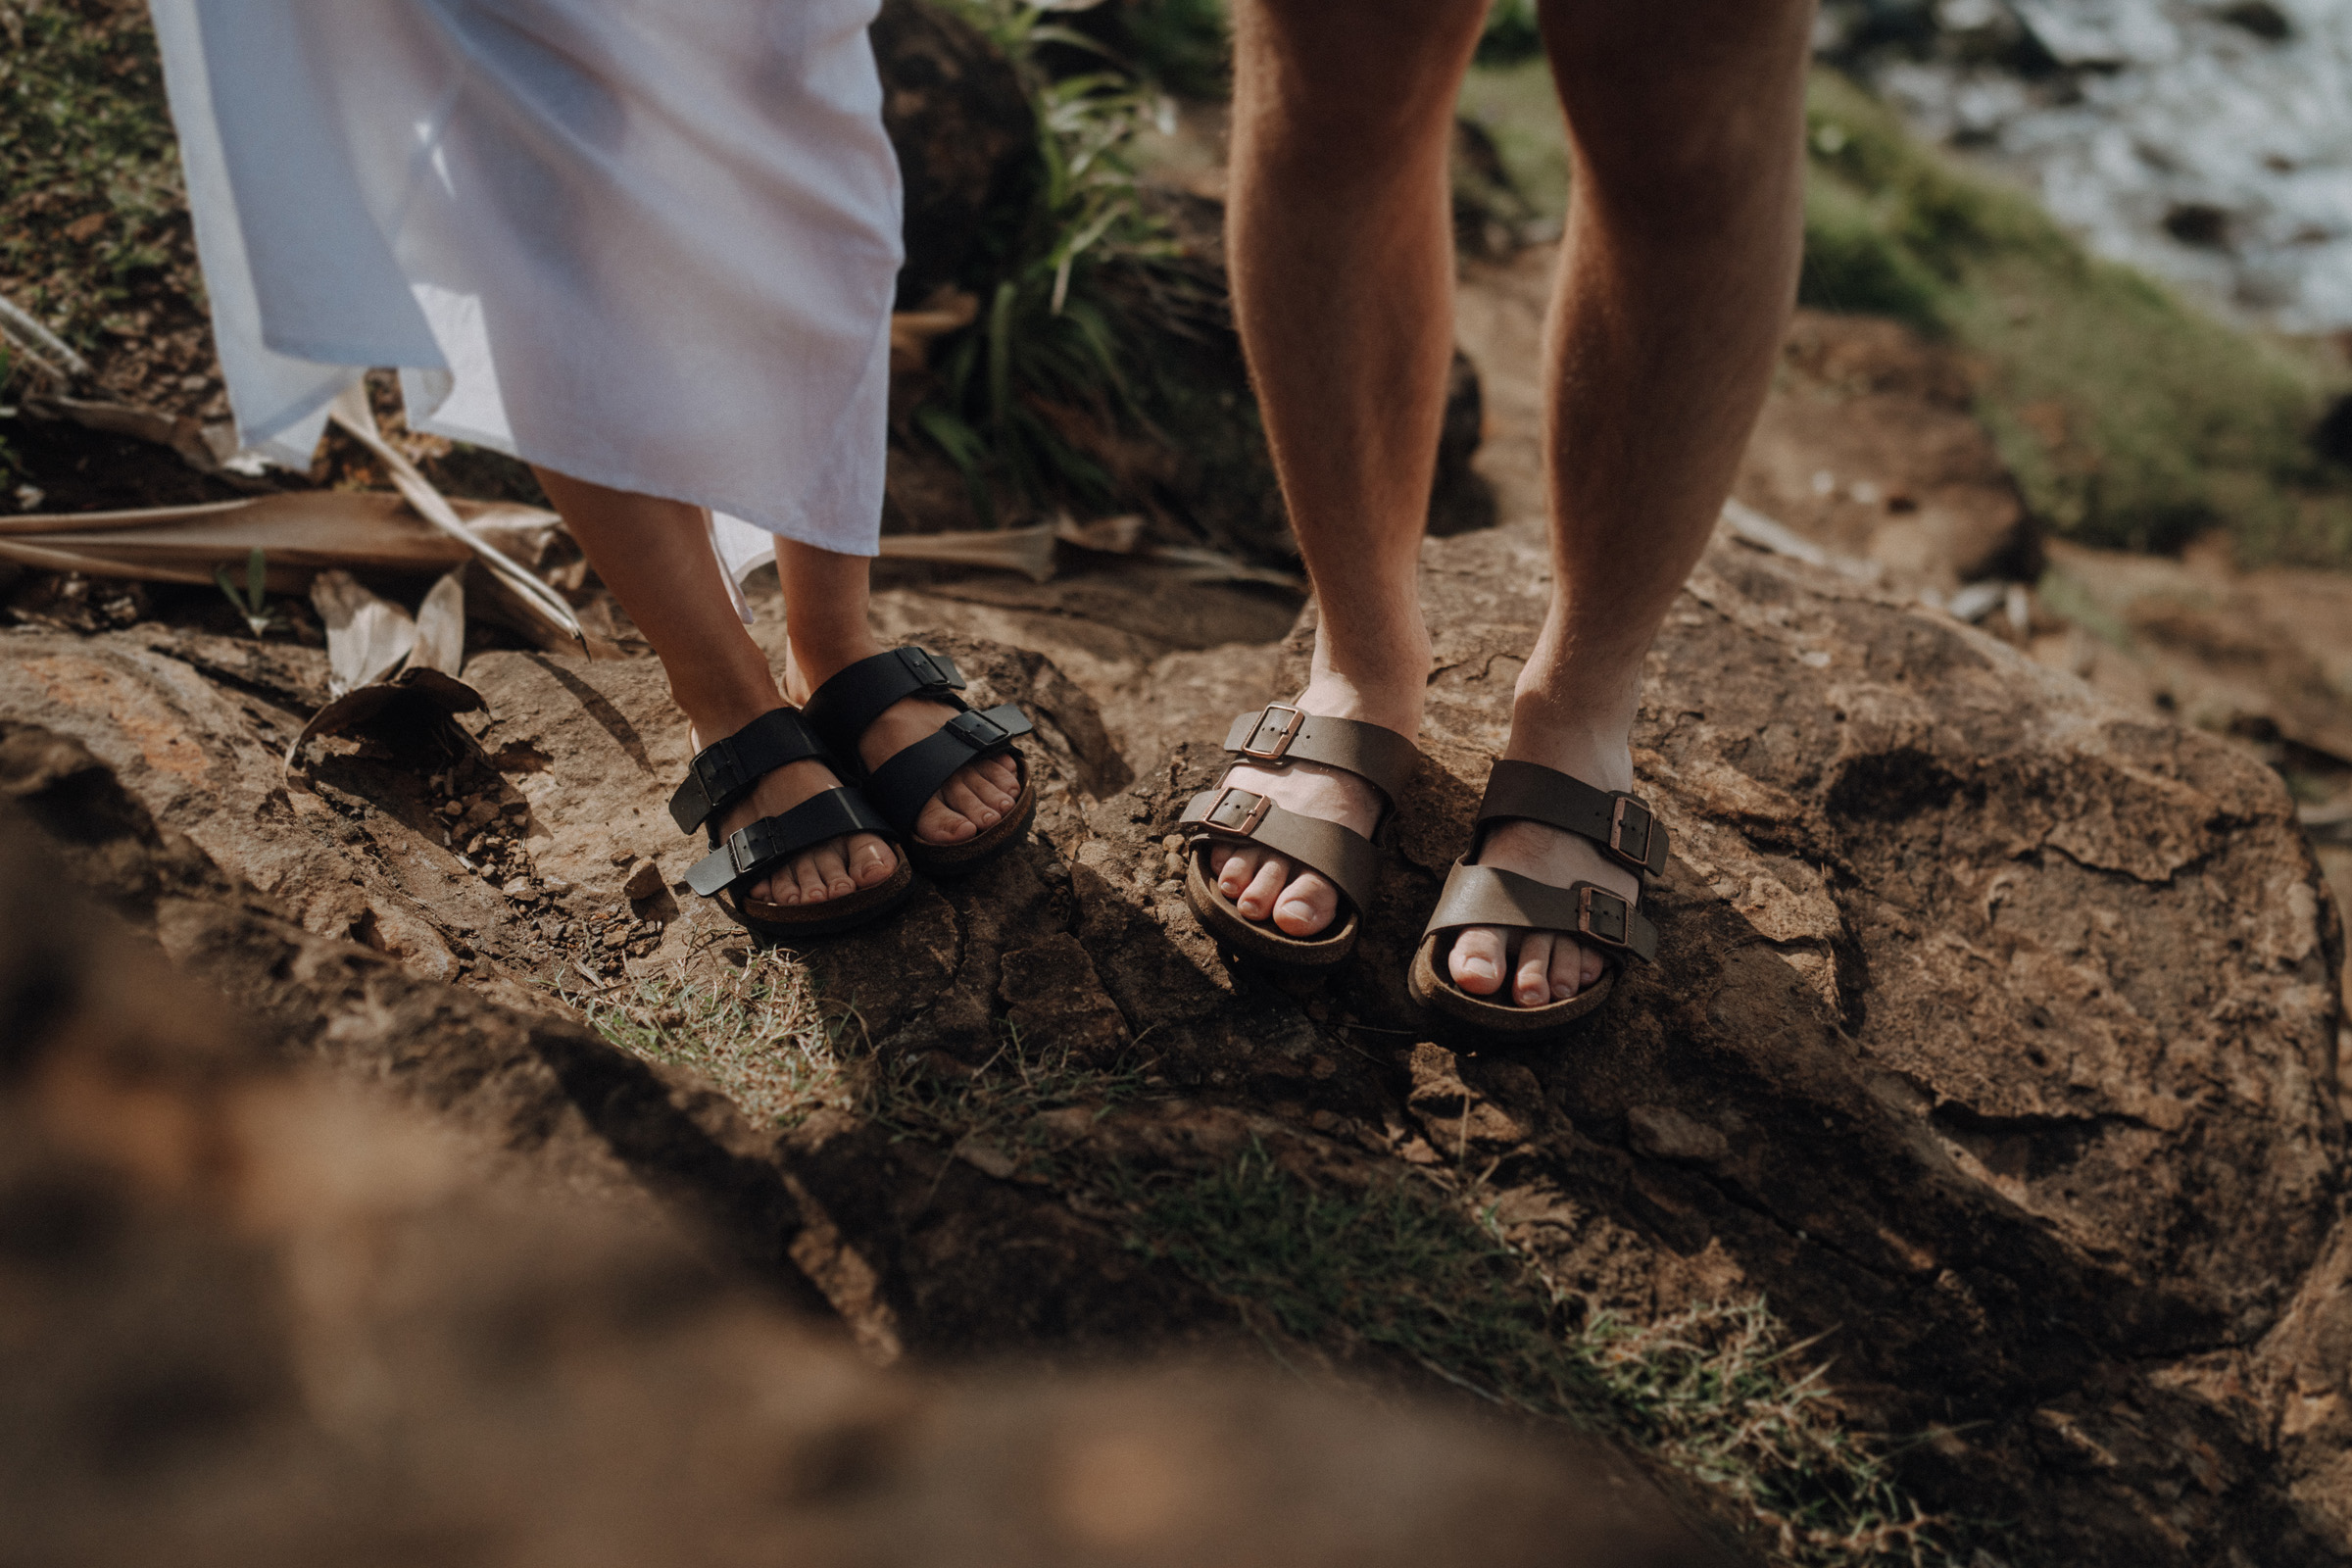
[
  {"left": 1122, "top": 1145, "right": 1967, "bottom": 1568},
  {"left": 560, "top": 953, "right": 854, "bottom": 1130},
  {"left": 569, "top": 954, "right": 1144, "bottom": 1152}
]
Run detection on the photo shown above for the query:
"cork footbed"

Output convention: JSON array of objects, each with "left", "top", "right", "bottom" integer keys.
[{"left": 1405, "top": 926, "right": 1617, "bottom": 1043}]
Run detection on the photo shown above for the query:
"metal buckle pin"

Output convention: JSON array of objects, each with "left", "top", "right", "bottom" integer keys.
[{"left": 1239, "top": 703, "right": 1305, "bottom": 760}]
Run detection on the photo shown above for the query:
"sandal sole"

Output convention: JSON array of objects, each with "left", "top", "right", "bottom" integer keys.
[
  {"left": 729, "top": 852, "right": 917, "bottom": 943},
  {"left": 905, "top": 770, "right": 1038, "bottom": 878},
  {"left": 1406, "top": 929, "right": 1615, "bottom": 1044}
]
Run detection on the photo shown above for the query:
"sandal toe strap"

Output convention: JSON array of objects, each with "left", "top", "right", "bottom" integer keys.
[
  {"left": 1477, "top": 759, "right": 1669, "bottom": 875},
  {"left": 1179, "top": 785, "right": 1382, "bottom": 915},
  {"left": 864, "top": 704, "right": 1033, "bottom": 834},
  {"left": 669, "top": 708, "right": 829, "bottom": 834},
  {"left": 1420, "top": 859, "right": 1658, "bottom": 963},
  {"left": 685, "top": 787, "right": 894, "bottom": 898}
]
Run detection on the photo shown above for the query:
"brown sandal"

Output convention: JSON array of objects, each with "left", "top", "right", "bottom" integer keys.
[
  {"left": 800, "top": 647, "right": 1038, "bottom": 878},
  {"left": 672, "top": 708, "right": 916, "bottom": 943},
  {"left": 1178, "top": 702, "right": 1422, "bottom": 970},
  {"left": 1406, "top": 760, "right": 1669, "bottom": 1039}
]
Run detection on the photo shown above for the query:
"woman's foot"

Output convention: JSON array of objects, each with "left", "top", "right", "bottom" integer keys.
[
  {"left": 783, "top": 642, "right": 1021, "bottom": 850},
  {"left": 688, "top": 725, "right": 901, "bottom": 909},
  {"left": 1445, "top": 722, "right": 1642, "bottom": 1006},
  {"left": 1203, "top": 675, "right": 1421, "bottom": 939}
]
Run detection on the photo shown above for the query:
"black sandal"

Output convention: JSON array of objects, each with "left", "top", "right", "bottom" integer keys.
[
  {"left": 1177, "top": 702, "right": 1422, "bottom": 970},
  {"left": 670, "top": 708, "right": 915, "bottom": 942},
  {"left": 800, "top": 646, "right": 1037, "bottom": 877},
  {"left": 1406, "top": 760, "right": 1669, "bottom": 1038}
]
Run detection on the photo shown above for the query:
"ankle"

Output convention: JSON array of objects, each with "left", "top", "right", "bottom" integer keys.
[
  {"left": 680, "top": 677, "right": 787, "bottom": 750},
  {"left": 1502, "top": 680, "right": 1637, "bottom": 791},
  {"left": 784, "top": 629, "right": 889, "bottom": 701}
]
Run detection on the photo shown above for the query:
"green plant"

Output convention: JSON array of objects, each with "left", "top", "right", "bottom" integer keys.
[
  {"left": 213, "top": 546, "right": 280, "bottom": 636},
  {"left": 910, "top": 1, "right": 1188, "bottom": 523}
]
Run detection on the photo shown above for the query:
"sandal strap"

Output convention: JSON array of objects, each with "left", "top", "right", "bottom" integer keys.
[
  {"left": 1420, "top": 859, "right": 1659, "bottom": 963},
  {"left": 1217, "top": 705, "right": 1419, "bottom": 808},
  {"left": 802, "top": 646, "right": 969, "bottom": 758},
  {"left": 1179, "top": 783, "right": 1383, "bottom": 915},
  {"left": 1475, "top": 760, "right": 1669, "bottom": 876},
  {"left": 684, "top": 786, "right": 894, "bottom": 898},
  {"left": 863, "top": 703, "right": 1034, "bottom": 834},
  {"left": 668, "top": 708, "right": 830, "bottom": 834}
]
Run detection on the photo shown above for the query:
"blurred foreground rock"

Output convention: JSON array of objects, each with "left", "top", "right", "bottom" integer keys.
[{"left": 0, "top": 747, "right": 1722, "bottom": 1568}]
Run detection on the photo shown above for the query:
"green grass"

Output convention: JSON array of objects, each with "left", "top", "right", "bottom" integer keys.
[
  {"left": 578, "top": 956, "right": 1968, "bottom": 1566},
  {"left": 1799, "top": 71, "right": 2352, "bottom": 564},
  {"left": 1455, "top": 57, "right": 2352, "bottom": 568},
  {"left": 561, "top": 954, "right": 855, "bottom": 1130},
  {"left": 0, "top": 2, "right": 198, "bottom": 359},
  {"left": 1121, "top": 1145, "right": 1966, "bottom": 1568}
]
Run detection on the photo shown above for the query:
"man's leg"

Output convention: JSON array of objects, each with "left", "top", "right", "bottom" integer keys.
[
  {"left": 1210, "top": 0, "right": 1489, "bottom": 938},
  {"left": 1447, "top": 0, "right": 1816, "bottom": 1004},
  {"left": 532, "top": 470, "right": 900, "bottom": 907}
]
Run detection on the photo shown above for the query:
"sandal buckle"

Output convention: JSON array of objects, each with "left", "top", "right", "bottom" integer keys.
[
  {"left": 1205, "top": 786, "right": 1271, "bottom": 836},
  {"left": 1577, "top": 884, "right": 1633, "bottom": 949},
  {"left": 897, "top": 646, "right": 965, "bottom": 692},
  {"left": 1607, "top": 795, "right": 1657, "bottom": 869},
  {"left": 694, "top": 743, "right": 746, "bottom": 805},
  {"left": 1239, "top": 704, "right": 1305, "bottom": 760},
  {"left": 946, "top": 708, "right": 1010, "bottom": 749}
]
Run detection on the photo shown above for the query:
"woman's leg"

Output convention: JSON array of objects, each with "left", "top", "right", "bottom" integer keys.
[
  {"left": 1209, "top": 0, "right": 1489, "bottom": 938},
  {"left": 1446, "top": 0, "right": 1815, "bottom": 1004},
  {"left": 771, "top": 538, "right": 1019, "bottom": 845},
  {"left": 532, "top": 468, "right": 894, "bottom": 906}
]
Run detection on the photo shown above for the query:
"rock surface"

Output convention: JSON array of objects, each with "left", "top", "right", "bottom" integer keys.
[
  {"left": 7, "top": 499, "right": 2347, "bottom": 1562},
  {"left": 0, "top": 782, "right": 1719, "bottom": 1568}
]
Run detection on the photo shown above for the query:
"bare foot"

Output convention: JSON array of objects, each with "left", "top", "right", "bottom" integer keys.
[
  {"left": 1446, "top": 729, "right": 1642, "bottom": 1006},
  {"left": 690, "top": 725, "right": 897, "bottom": 909},
  {"left": 1204, "top": 680, "right": 1418, "bottom": 939}
]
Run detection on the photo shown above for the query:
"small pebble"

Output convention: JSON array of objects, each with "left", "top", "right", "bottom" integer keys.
[{"left": 622, "top": 858, "right": 663, "bottom": 900}]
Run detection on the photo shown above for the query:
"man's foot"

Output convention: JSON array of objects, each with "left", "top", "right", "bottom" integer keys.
[
  {"left": 1203, "top": 679, "right": 1420, "bottom": 939},
  {"left": 690, "top": 727, "right": 898, "bottom": 909},
  {"left": 1446, "top": 730, "right": 1641, "bottom": 1006}
]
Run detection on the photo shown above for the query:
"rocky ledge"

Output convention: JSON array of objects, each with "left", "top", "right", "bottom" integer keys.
[{"left": 2, "top": 517, "right": 2346, "bottom": 1565}]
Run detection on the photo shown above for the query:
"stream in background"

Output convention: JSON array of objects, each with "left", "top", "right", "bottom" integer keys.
[{"left": 1822, "top": 0, "right": 2352, "bottom": 333}]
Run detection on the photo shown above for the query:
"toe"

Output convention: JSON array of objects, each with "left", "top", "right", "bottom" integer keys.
[
  {"left": 1582, "top": 941, "right": 1607, "bottom": 989},
  {"left": 1449, "top": 926, "right": 1508, "bottom": 996},
  {"left": 1271, "top": 870, "right": 1338, "bottom": 938},
  {"left": 1235, "top": 855, "right": 1289, "bottom": 920},
  {"left": 811, "top": 840, "right": 856, "bottom": 900},
  {"left": 914, "top": 792, "right": 978, "bottom": 845},
  {"left": 1214, "top": 844, "right": 1264, "bottom": 899},
  {"left": 941, "top": 775, "right": 1000, "bottom": 829},
  {"left": 759, "top": 870, "right": 798, "bottom": 907},
  {"left": 792, "top": 852, "right": 832, "bottom": 906},
  {"left": 1547, "top": 935, "right": 1588, "bottom": 1001},
  {"left": 849, "top": 832, "right": 895, "bottom": 888},
  {"left": 972, "top": 756, "right": 1020, "bottom": 810},
  {"left": 1514, "top": 931, "right": 1556, "bottom": 1007}
]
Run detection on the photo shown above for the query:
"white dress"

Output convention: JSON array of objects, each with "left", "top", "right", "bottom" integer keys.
[{"left": 148, "top": 0, "right": 904, "bottom": 573}]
